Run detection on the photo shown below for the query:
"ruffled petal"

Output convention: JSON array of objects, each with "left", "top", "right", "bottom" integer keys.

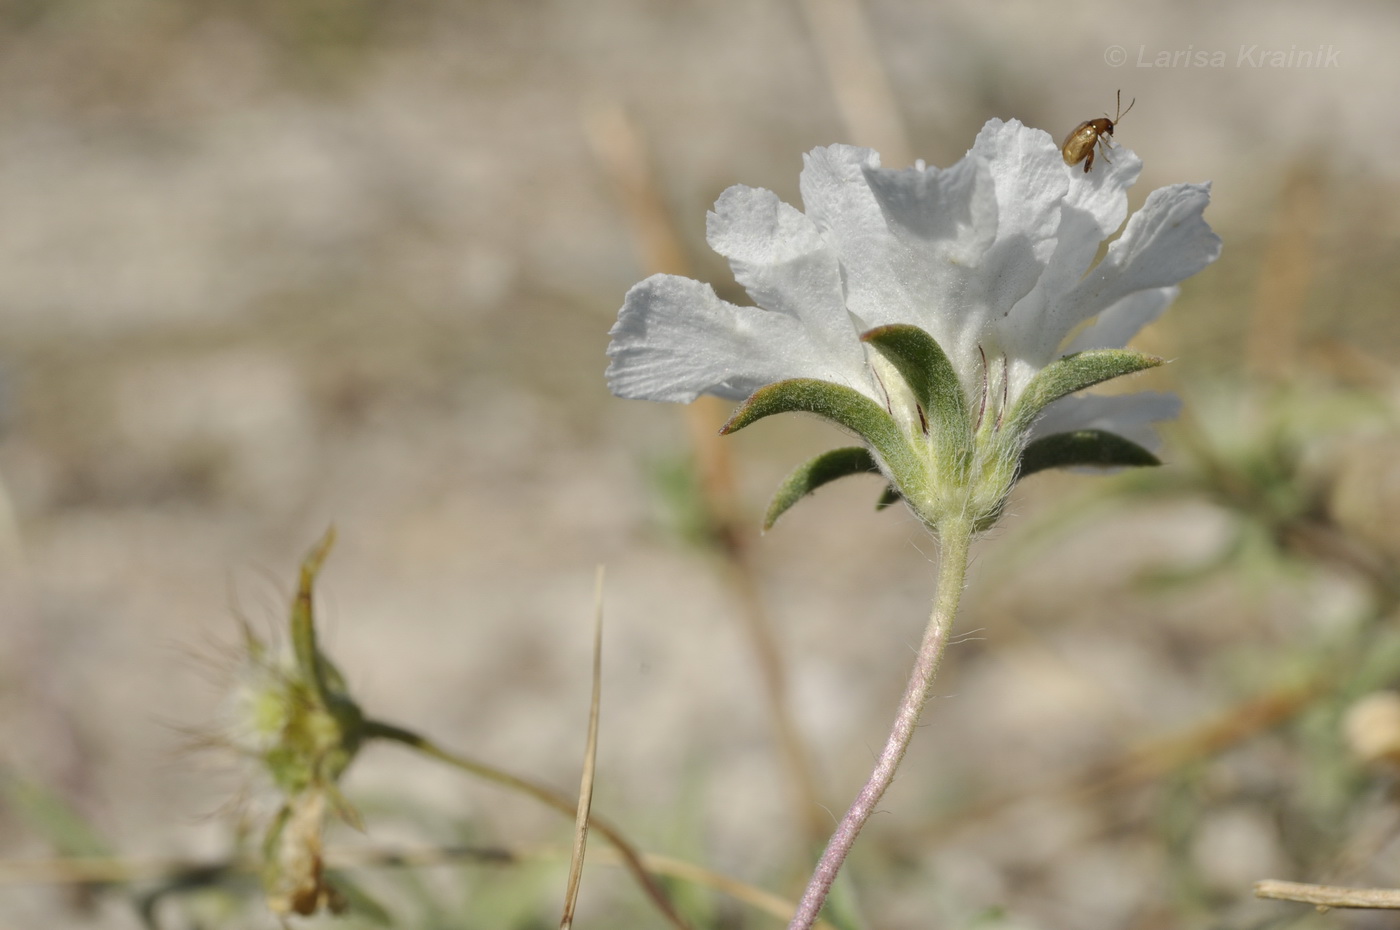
[
  {"left": 606, "top": 274, "right": 875, "bottom": 403},
  {"left": 1059, "top": 141, "right": 1142, "bottom": 249},
  {"left": 996, "top": 145, "right": 1141, "bottom": 375},
  {"left": 857, "top": 155, "right": 992, "bottom": 375},
  {"left": 1051, "top": 183, "right": 1221, "bottom": 346},
  {"left": 706, "top": 185, "right": 869, "bottom": 386},
  {"left": 799, "top": 123, "right": 1071, "bottom": 393},
  {"left": 1063, "top": 286, "right": 1177, "bottom": 354},
  {"left": 797, "top": 145, "right": 915, "bottom": 328},
  {"left": 870, "top": 122, "right": 1066, "bottom": 338},
  {"left": 967, "top": 119, "right": 1068, "bottom": 316}
]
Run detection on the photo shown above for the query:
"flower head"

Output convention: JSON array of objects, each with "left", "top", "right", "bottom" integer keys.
[
  {"left": 202, "top": 531, "right": 364, "bottom": 917},
  {"left": 607, "top": 119, "right": 1220, "bottom": 533}
]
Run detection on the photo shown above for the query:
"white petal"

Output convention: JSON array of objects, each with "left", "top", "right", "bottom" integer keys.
[
  {"left": 797, "top": 144, "right": 885, "bottom": 240},
  {"left": 869, "top": 121, "right": 1067, "bottom": 332},
  {"left": 856, "top": 155, "right": 992, "bottom": 370},
  {"left": 1031, "top": 390, "right": 1181, "bottom": 450},
  {"left": 861, "top": 152, "right": 990, "bottom": 259},
  {"left": 968, "top": 119, "right": 1069, "bottom": 313},
  {"left": 1063, "top": 286, "right": 1177, "bottom": 354},
  {"left": 796, "top": 125, "right": 1072, "bottom": 392},
  {"left": 706, "top": 185, "right": 869, "bottom": 384},
  {"left": 797, "top": 145, "right": 915, "bottom": 327},
  {"left": 1050, "top": 183, "right": 1221, "bottom": 346},
  {"left": 914, "top": 121, "right": 1070, "bottom": 387},
  {"left": 996, "top": 145, "right": 1142, "bottom": 370},
  {"left": 1060, "top": 141, "right": 1142, "bottom": 244},
  {"left": 606, "top": 274, "right": 875, "bottom": 403},
  {"left": 708, "top": 184, "right": 827, "bottom": 269}
]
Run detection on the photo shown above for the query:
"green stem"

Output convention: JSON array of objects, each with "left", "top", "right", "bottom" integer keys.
[
  {"left": 361, "top": 719, "right": 692, "bottom": 930},
  {"left": 786, "top": 518, "right": 973, "bottom": 929}
]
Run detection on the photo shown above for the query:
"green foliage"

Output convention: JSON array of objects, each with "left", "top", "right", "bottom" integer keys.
[
  {"left": 726, "top": 329, "right": 1165, "bottom": 536},
  {"left": 1004, "top": 350, "right": 1162, "bottom": 436},
  {"left": 1019, "top": 429, "right": 1160, "bottom": 478},
  {"left": 862, "top": 323, "right": 974, "bottom": 476},
  {"left": 720, "top": 377, "right": 922, "bottom": 494},
  {"left": 1, "top": 775, "right": 112, "bottom": 859},
  {"left": 647, "top": 453, "right": 715, "bottom": 547},
  {"left": 1115, "top": 380, "right": 1400, "bottom": 603},
  {"left": 764, "top": 446, "right": 881, "bottom": 529}
]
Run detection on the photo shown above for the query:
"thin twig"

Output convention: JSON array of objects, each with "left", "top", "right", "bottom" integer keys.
[
  {"left": 560, "top": 568, "right": 605, "bottom": 930},
  {"left": 362, "top": 719, "right": 692, "bottom": 930},
  {"left": 1255, "top": 879, "right": 1400, "bottom": 910}
]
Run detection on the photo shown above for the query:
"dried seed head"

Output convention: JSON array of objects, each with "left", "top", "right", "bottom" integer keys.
[{"left": 1344, "top": 691, "right": 1400, "bottom": 767}]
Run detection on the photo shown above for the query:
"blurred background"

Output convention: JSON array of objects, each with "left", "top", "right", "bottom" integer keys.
[{"left": 3, "top": 0, "right": 1400, "bottom": 927}]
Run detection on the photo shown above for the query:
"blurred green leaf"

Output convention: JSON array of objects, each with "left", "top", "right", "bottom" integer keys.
[{"left": 2, "top": 773, "right": 111, "bottom": 858}]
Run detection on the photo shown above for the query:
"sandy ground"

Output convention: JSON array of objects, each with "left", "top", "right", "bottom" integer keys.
[{"left": 3, "top": 1, "right": 1400, "bottom": 927}]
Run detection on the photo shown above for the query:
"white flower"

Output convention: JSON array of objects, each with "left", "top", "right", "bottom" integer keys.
[{"left": 606, "top": 119, "right": 1220, "bottom": 530}]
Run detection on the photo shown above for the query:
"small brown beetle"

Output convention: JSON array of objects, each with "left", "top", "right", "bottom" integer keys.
[{"left": 1061, "top": 90, "right": 1135, "bottom": 173}]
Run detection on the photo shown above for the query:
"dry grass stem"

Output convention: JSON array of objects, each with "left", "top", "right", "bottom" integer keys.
[
  {"left": 1255, "top": 879, "right": 1400, "bottom": 910},
  {"left": 559, "top": 567, "right": 605, "bottom": 930}
]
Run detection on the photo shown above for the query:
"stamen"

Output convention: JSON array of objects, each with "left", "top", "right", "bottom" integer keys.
[
  {"left": 974, "top": 345, "right": 989, "bottom": 430},
  {"left": 998, "top": 353, "right": 1009, "bottom": 428}
]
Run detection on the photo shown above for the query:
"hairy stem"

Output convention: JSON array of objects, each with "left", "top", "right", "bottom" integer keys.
[{"left": 787, "top": 518, "right": 973, "bottom": 929}]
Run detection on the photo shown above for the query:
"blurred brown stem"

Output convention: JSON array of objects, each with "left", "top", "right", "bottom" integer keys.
[
  {"left": 1246, "top": 161, "right": 1323, "bottom": 380},
  {"left": 796, "top": 0, "right": 913, "bottom": 165},
  {"left": 584, "top": 101, "right": 827, "bottom": 844}
]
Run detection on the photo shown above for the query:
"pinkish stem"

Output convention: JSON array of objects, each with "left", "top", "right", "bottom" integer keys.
[{"left": 787, "top": 519, "right": 972, "bottom": 929}]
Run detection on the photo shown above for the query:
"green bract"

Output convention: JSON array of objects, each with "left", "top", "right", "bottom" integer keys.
[{"left": 723, "top": 324, "right": 1162, "bottom": 531}]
